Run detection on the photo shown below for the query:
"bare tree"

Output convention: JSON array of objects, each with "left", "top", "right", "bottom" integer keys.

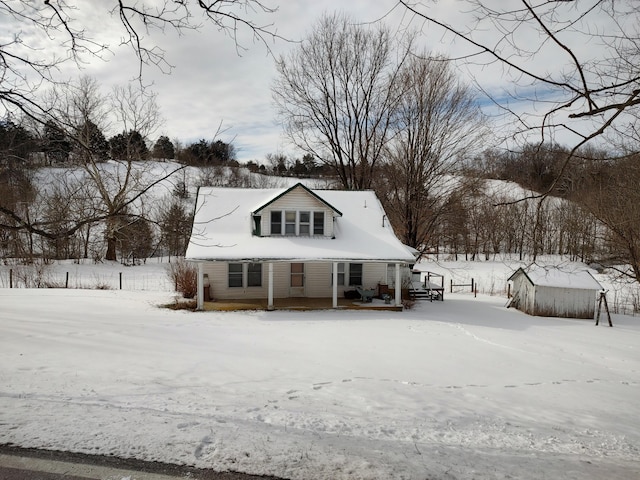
[
  {"left": 575, "top": 155, "right": 640, "bottom": 283},
  {"left": 0, "top": 1, "right": 279, "bottom": 249},
  {"left": 1, "top": 1, "right": 280, "bottom": 121},
  {"left": 398, "top": 1, "right": 640, "bottom": 177},
  {"left": 273, "top": 12, "right": 414, "bottom": 189},
  {"left": 111, "top": 84, "right": 163, "bottom": 144},
  {"left": 0, "top": 77, "right": 182, "bottom": 261},
  {"left": 375, "top": 54, "right": 488, "bottom": 250}
]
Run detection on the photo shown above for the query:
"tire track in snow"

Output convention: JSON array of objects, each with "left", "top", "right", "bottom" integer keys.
[{"left": 297, "top": 376, "right": 638, "bottom": 395}]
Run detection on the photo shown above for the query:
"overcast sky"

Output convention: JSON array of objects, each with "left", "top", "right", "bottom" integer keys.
[
  {"left": 4, "top": 1, "right": 621, "bottom": 162},
  {"left": 60, "top": 1, "right": 412, "bottom": 162}
]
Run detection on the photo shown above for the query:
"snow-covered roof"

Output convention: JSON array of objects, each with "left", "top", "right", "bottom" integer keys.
[
  {"left": 185, "top": 184, "right": 416, "bottom": 263},
  {"left": 509, "top": 266, "right": 603, "bottom": 290},
  {"left": 252, "top": 182, "right": 342, "bottom": 217}
]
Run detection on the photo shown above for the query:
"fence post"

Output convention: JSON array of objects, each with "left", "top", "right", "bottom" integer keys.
[
  {"left": 450, "top": 279, "right": 453, "bottom": 293},
  {"left": 65, "top": 272, "right": 69, "bottom": 289},
  {"left": 119, "top": 272, "right": 122, "bottom": 290},
  {"left": 471, "top": 278, "right": 474, "bottom": 293},
  {"left": 9, "top": 268, "right": 13, "bottom": 288}
]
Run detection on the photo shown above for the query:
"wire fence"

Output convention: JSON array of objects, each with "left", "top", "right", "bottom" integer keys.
[{"left": 0, "top": 262, "right": 175, "bottom": 292}]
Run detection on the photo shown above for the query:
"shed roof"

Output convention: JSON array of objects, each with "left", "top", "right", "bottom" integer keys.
[
  {"left": 185, "top": 184, "right": 416, "bottom": 263},
  {"left": 508, "top": 266, "right": 603, "bottom": 290}
]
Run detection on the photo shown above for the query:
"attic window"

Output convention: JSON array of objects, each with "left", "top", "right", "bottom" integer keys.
[
  {"left": 314, "top": 211, "right": 324, "bottom": 235},
  {"left": 285, "top": 211, "right": 296, "bottom": 235},
  {"left": 299, "top": 211, "right": 310, "bottom": 235},
  {"left": 270, "top": 211, "right": 282, "bottom": 235},
  {"left": 269, "top": 210, "right": 326, "bottom": 236},
  {"left": 253, "top": 215, "right": 261, "bottom": 236}
]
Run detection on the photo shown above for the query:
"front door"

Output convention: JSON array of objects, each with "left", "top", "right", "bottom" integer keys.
[{"left": 290, "top": 263, "right": 305, "bottom": 297}]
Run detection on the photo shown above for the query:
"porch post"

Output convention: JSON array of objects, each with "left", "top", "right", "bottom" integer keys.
[
  {"left": 268, "top": 262, "right": 274, "bottom": 311},
  {"left": 395, "top": 263, "right": 402, "bottom": 307},
  {"left": 197, "top": 262, "right": 204, "bottom": 310},
  {"left": 332, "top": 261, "right": 338, "bottom": 308}
]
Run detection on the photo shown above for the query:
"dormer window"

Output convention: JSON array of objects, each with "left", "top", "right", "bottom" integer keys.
[
  {"left": 270, "top": 211, "right": 282, "bottom": 235},
  {"left": 299, "top": 211, "right": 311, "bottom": 235},
  {"left": 268, "top": 210, "right": 326, "bottom": 236},
  {"left": 314, "top": 211, "right": 324, "bottom": 235},
  {"left": 285, "top": 211, "right": 296, "bottom": 234}
]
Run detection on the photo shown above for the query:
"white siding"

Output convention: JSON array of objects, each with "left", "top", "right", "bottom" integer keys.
[
  {"left": 510, "top": 271, "right": 597, "bottom": 319},
  {"left": 203, "top": 262, "right": 268, "bottom": 300},
  {"left": 305, "top": 263, "right": 332, "bottom": 297},
  {"left": 204, "top": 261, "right": 390, "bottom": 300},
  {"left": 533, "top": 286, "right": 596, "bottom": 319},
  {"left": 257, "top": 187, "right": 335, "bottom": 237}
]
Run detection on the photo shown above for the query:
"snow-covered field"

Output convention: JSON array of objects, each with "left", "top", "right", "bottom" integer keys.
[{"left": 1, "top": 260, "right": 639, "bottom": 480}]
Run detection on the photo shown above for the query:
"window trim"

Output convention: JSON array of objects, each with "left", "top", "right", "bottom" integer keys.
[
  {"left": 270, "top": 211, "right": 282, "bottom": 235},
  {"left": 313, "top": 211, "right": 324, "bottom": 235},
  {"left": 247, "top": 263, "right": 262, "bottom": 287},
  {"left": 228, "top": 263, "right": 243, "bottom": 288},
  {"left": 348, "top": 263, "right": 363, "bottom": 286},
  {"left": 331, "top": 262, "right": 345, "bottom": 286},
  {"left": 299, "top": 211, "right": 311, "bottom": 236},
  {"left": 269, "top": 209, "right": 327, "bottom": 237},
  {"left": 284, "top": 210, "right": 296, "bottom": 235},
  {"left": 228, "top": 263, "right": 262, "bottom": 288}
]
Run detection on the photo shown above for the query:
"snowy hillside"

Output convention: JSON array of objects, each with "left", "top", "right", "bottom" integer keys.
[{"left": 1, "top": 259, "right": 639, "bottom": 480}]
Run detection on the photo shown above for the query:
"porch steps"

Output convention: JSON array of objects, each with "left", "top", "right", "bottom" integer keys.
[{"left": 409, "top": 282, "right": 444, "bottom": 301}]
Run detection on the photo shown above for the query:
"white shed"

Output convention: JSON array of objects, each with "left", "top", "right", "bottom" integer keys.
[{"left": 507, "top": 267, "right": 603, "bottom": 319}]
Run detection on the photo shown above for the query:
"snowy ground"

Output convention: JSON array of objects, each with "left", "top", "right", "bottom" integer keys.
[{"left": 1, "top": 263, "right": 640, "bottom": 479}]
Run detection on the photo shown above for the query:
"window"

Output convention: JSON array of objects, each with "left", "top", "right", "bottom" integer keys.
[
  {"left": 349, "top": 263, "right": 363, "bottom": 286},
  {"left": 253, "top": 215, "right": 261, "bottom": 236},
  {"left": 299, "top": 211, "right": 310, "bottom": 235},
  {"left": 331, "top": 263, "right": 345, "bottom": 286},
  {"left": 229, "top": 263, "right": 262, "bottom": 288},
  {"left": 247, "top": 263, "right": 262, "bottom": 287},
  {"left": 285, "top": 211, "right": 296, "bottom": 235},
  {"left": 313, "top": 211, "right": 324, "bottom": 235},
  {"left": 228, "top": 263, "right": 243, "bottom": 288},
  {"left": 269, "top": 210, "right": 327, "bottom": 236},
  {"left": 270, "top": 211, "right": 282, "bottom": 235}
]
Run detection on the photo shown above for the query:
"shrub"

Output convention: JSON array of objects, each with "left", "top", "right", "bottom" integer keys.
[
  {"left": 167, "top": 258, "right": 198, "bottom": 299},
  {"left": 163, "top": 299, "right": 198, "bottom": 311}
]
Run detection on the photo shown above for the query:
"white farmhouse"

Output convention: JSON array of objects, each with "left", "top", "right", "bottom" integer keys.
[
  {"left": 185, "top": 183, "right": 417, "bottom": 310},
  {"left": 508, "top": 266, "right": 603, "bottom": 319}
]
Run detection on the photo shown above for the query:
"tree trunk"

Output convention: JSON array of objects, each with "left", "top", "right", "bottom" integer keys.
[{"left": 105, "top": 235, "right": 117, "bottom": 261}]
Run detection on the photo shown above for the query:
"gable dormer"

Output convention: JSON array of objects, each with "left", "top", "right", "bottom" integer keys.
[{"left": 251, "top": 183, "right": 342, "bottom": 238}]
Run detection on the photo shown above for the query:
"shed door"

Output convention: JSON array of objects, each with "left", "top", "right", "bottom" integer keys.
[{"left": 290, "top": 263, "right": 305, "bottom": 297}]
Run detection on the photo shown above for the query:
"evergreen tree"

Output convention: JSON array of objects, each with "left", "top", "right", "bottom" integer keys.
[
  {"left": 160, "top": 201, "right": 193, "bottom": 257},
  {"left": 152, "top": 136, "right": 175, "bottom": 159},
  {"left": 0, "top": 119, "right": 37, "bottom": 165},
  {"left": 75, "top": 120, "right": 109, "bottom": 161},
  {"left": 42, "top": 120, "right": 72, "bottom": 164},
  {"left": 109, "top": 130, "right": 148, "bottom": 161}
]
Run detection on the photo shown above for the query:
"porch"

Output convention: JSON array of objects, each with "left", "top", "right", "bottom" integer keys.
[{"left": 202, "top": 296, "right": 404, "bottom": 312}]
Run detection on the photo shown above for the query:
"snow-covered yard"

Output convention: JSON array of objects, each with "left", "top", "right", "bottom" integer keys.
[{"left": 1, "top": 263, "right": 639, "bottom": 479}]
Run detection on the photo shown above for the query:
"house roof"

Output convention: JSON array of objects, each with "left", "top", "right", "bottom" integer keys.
[
  {"left": 252, "top": 182, "right": 343, "bottom": 217},
  {"left": 185, "top": 185, "right": 416, "bottom": 263},
  {"left": 508, "top": 267, "right": 603, "bottom": 290}
]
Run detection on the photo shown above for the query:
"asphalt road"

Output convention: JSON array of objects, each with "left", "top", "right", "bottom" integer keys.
[{"left": 0, "top": 445, "right": 286, "bottom": 480}]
